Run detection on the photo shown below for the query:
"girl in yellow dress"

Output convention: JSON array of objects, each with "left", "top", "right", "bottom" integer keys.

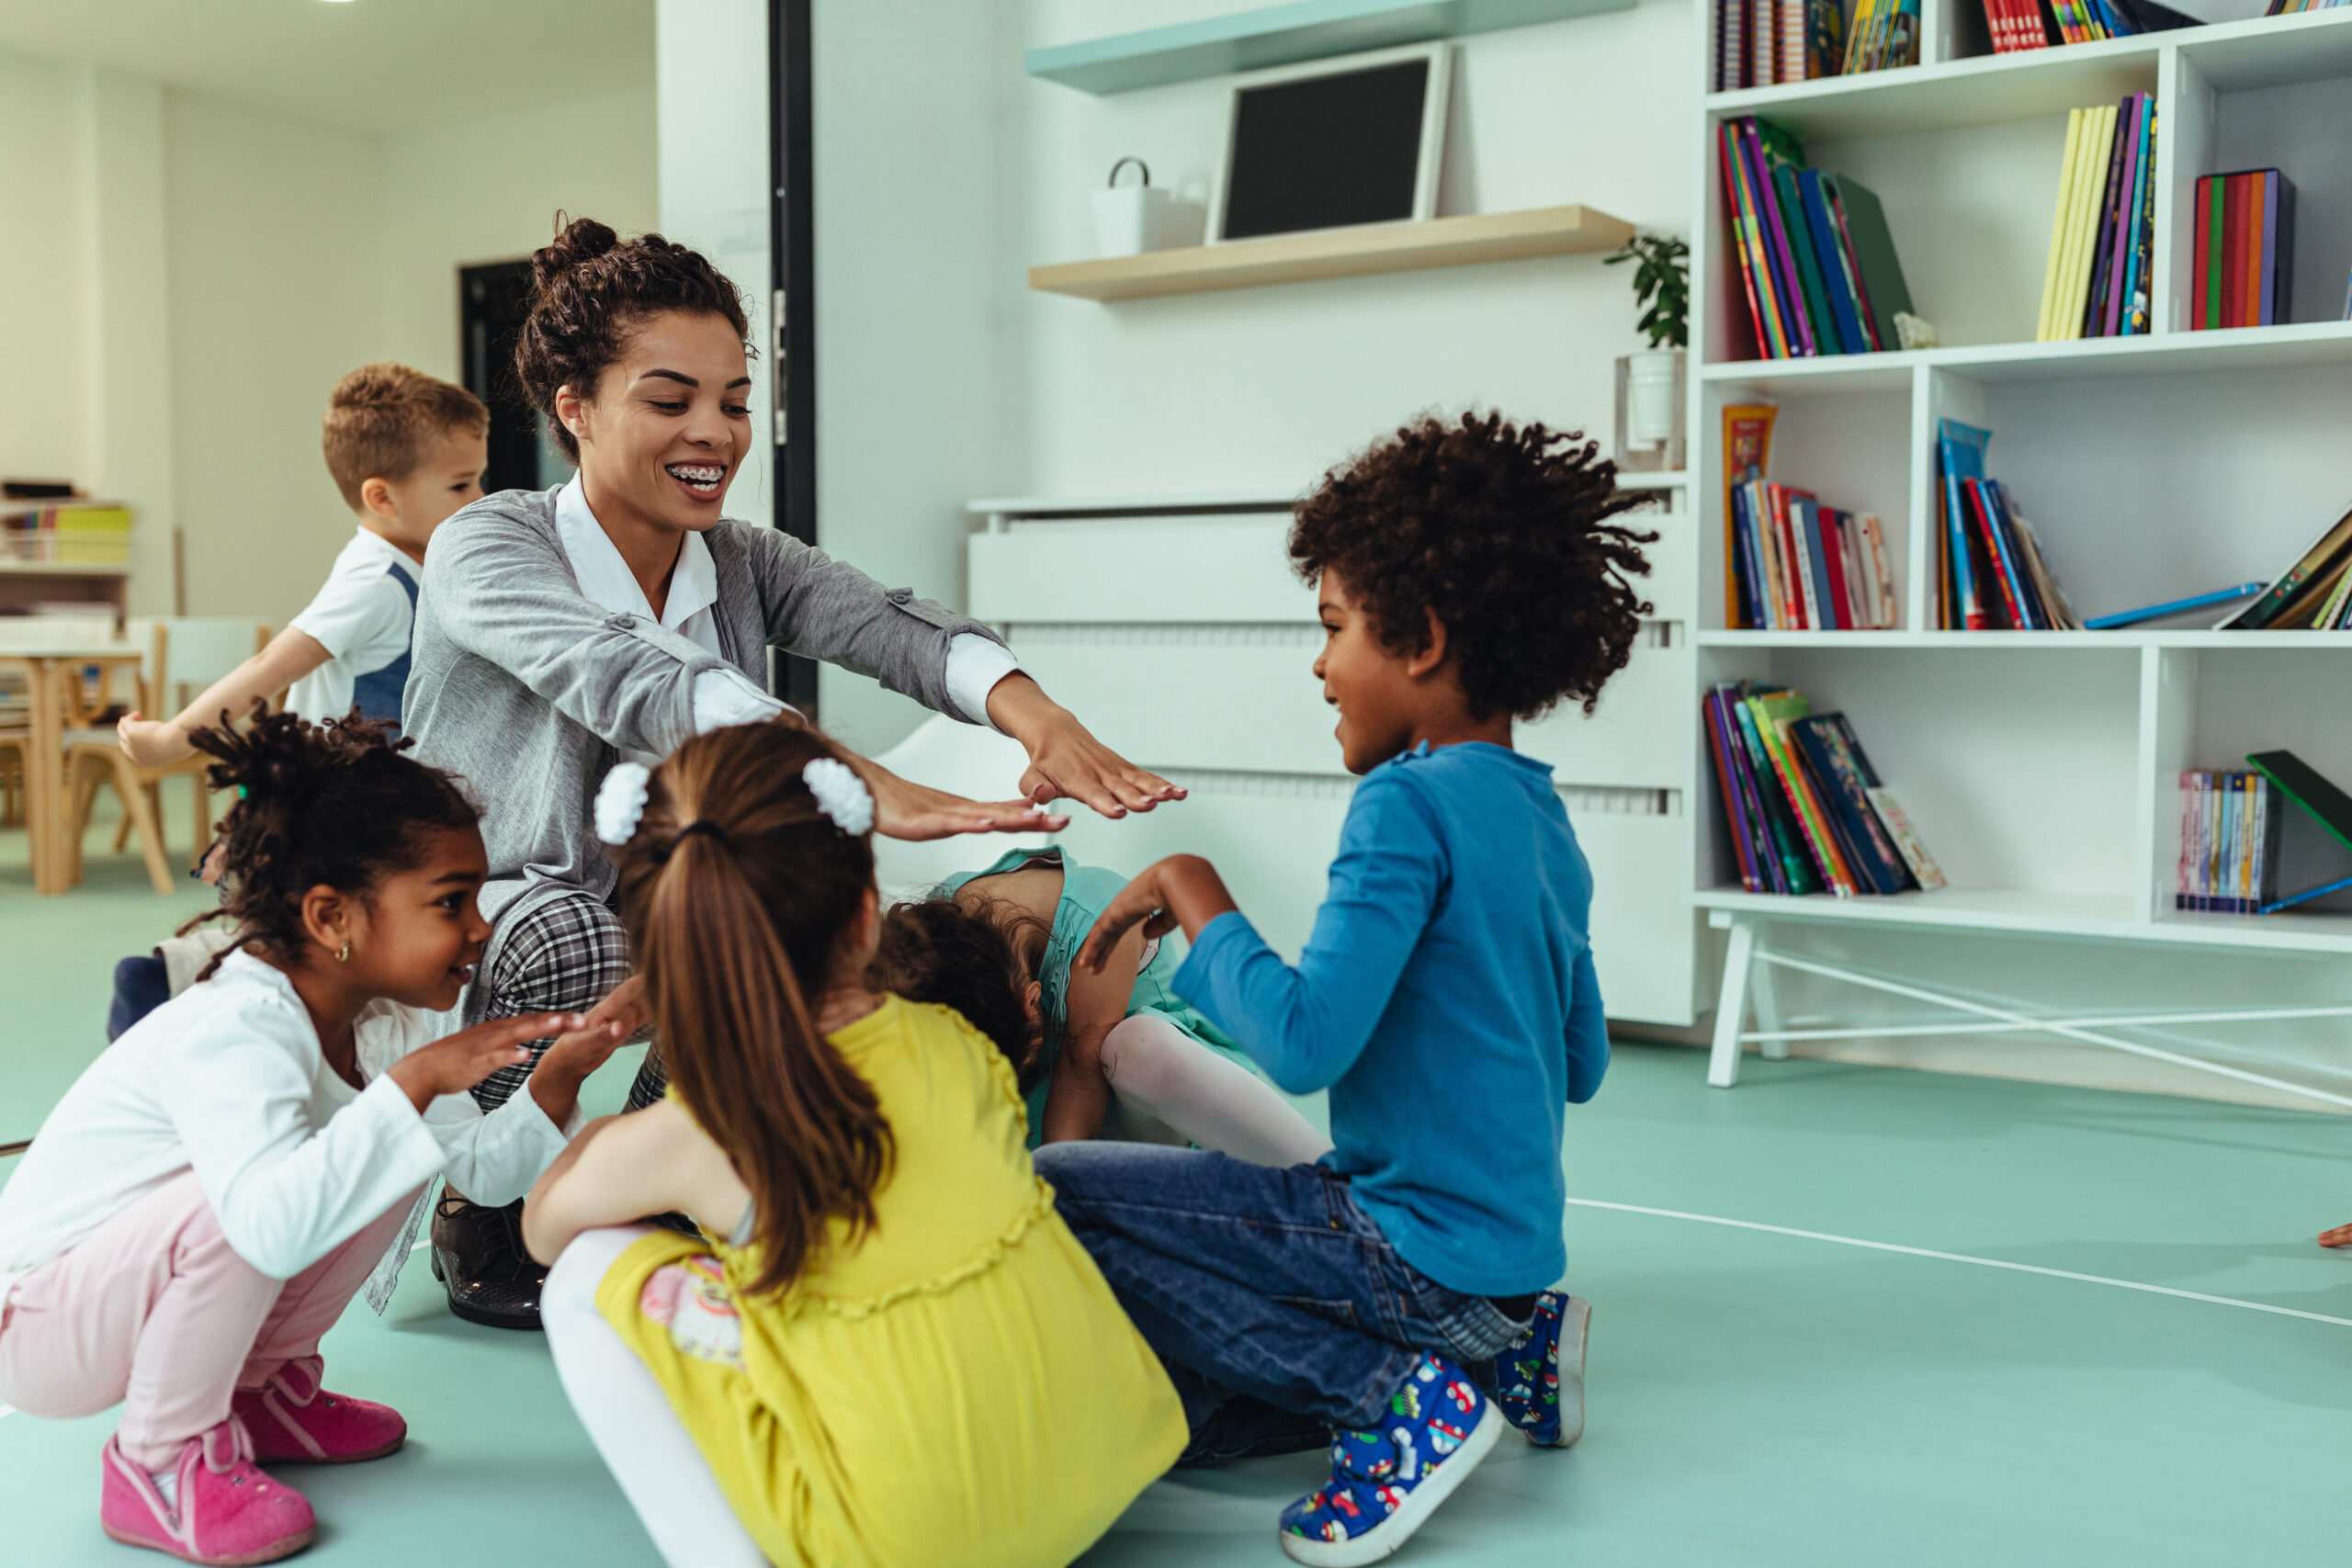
[{"left": 523, "top": 723, "right": 1185, "bottom": 1567}]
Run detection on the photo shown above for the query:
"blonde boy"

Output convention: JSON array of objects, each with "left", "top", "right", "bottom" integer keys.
[{"left": 118, "top": 365, "right": 489, "bottom": 764}]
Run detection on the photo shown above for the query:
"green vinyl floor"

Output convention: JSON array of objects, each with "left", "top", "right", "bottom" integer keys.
[{"left": 4, "top": 800, "right": 2351, "bottom": 1566}]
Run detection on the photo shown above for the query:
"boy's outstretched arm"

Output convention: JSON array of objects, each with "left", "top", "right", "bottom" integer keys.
[
  {"left": 1079, "top": 775, "right": 1443, "bottom": 1096},
  {"left": 117, "top": 627, "right": 334, "bottom": 766}
]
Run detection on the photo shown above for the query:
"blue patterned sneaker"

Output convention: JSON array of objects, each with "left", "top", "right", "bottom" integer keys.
[
  {"left": 1278, "top": 1352, "right": 1506, "bottom": 1566},
  {"left": 1498, "top": 1290, "right": 1587, "bottom": 1448}
]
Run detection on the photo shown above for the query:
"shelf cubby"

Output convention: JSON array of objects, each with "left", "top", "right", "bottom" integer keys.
[{"left": 1683, "top": 0, "right": 2352, "bottom": 976}]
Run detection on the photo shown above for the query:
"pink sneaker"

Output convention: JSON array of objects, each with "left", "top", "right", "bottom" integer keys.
[
  {"left": 232, "top": 1358, "right": 406, "bottom": 1465},
  {"left": 101, "top": 1417, "right": 315, "bottom": 1565}
]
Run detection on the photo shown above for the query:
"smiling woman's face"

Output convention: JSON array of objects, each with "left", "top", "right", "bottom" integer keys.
[{"left": 558, "top": 308, "right": 752, "bottom": 536}]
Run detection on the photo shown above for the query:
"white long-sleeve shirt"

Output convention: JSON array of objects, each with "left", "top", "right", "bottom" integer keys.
[{"left": 0, "top": 951, "right": 573, "bottom": 1299}]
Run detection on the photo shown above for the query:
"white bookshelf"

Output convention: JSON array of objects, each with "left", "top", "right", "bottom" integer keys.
[{"left": 1682, "top": 3, "right": 2352, "bottom": 1096}]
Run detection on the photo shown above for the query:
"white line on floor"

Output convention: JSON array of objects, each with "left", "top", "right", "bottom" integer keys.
[
  {"left": 1566, "top": 1198, "right": 2352, "bottom": 1328},
  {"left": 411, "top": 1239, "right": 431, "bottom": 1253},
  {"left": 0, "top": 1404, "right": 14, "bottom": 1421}
]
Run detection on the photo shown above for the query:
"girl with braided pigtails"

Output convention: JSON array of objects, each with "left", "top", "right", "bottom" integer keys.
[
  {"left": 0, "top": 710, "right": 641, "bottom": 1566},
  {"left": 524, "top": 721, "right": 1184, "bottom": 1568}
]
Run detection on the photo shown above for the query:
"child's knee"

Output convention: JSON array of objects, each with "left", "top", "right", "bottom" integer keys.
[
  {"left": 543, "top": 1225, "right": 647, "bottom": 1337},
  {"left": 1099, "top": 1014, "right": 1187, "bottom": 1093}
]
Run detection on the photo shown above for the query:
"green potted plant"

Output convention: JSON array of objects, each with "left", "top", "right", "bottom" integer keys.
[{"left": 1606, "top": 232, "right": 1689, "bottom": 471}]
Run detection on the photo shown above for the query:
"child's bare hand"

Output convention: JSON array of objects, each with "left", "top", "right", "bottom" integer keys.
[
  {"left": 388, "top": 1011, "right": 583, "bottom": 1111},
  {"left": 117, "top": 713, "right": 194, "bottom": 769},
  {"left": 1078, "top": 870, "right": 1183, "bottom": 975},
  {"left": 2321, "top": 1222, "right": 2352, "bottom": 1249},
  {"left": 542, "top": 977, "right": 648, "bottom": 1077},
  {"left": 1078, "top": 854, "right": 1241, "bottom": 973}
]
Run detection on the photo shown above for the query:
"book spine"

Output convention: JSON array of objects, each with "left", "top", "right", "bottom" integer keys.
[
  {"left": 2191, "top": 175, "right": 2211, "bottom": 331},
  {"left": 1824, "top": 180, "right": 1882, "bottom": 348},
  {"left": 1818, "top": 500, "right": 1855, "bottom": 628},
  {"left": 2176, "top": 770, "right": 2193, "bottom": 909},
  {"left": 1703, "top": 693, "right": 1763, "bottom": 892},
  {"left": 1719, "top": 124, "right": 1776, "bottom": 359},
  {"left": 1963, "top": 479, "right": 2028, "bottom": 629},
  {"left": 1749, "top": 699, "right": 1855, "bottom": 894},
  {"left": 2102, "top": 96, "right": 2145, "bottom": 338},
  {"left": 1732, "top": 698, "right": 1814, "bottom": 892},
  {"left": 2260, "top": 168, "right": 2279, "bottom": 326},
  {"left": 2081, "top": 102, "right": 2130, "bottom": 336},
  {"left": 1939, "top": 458, "right": 1984, "bottom": 630},
  {"left": 1861, "top": 514, "right": 1897, "bottom": 627},
  {"left": 1748, "top": 123, "right": 1818, "bottom": 356},
  {"left": 2039, "top": 108, "right": 2083, "bottom": 340},
  {"left": 2122, "top": 99, "right": 2157, "bottom": 336},
  {"left": 2245, "top": 168, "right": 2266, "bottom": 330},
  {"left": 1728, "top": 123, "right": 1791, "bottom": 357},
  {"left": 2223, "top": 173, "right": 2247, "bottom": 329},
  {"left": 1776, "top": 164, "right": 1841, "bottom": 355},
  {"left": 1984, "top": 483, "right": 2049, "bottom": 629}
]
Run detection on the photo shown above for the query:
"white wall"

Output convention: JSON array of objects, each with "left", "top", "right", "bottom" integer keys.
[
  {"left": 381, "top": 87, "right": 662, "bottom": 386},
  {"left": 656, "top": 0, "right": 772, "bottom": 534},
  {"left": 0, "top": 44, "right": 659, "bottom": 629},
  {"left": 808, "top": 0, "right": 1029, "bottom": 754},
  {"left": 163, "top": 90, "right": 384, "bottom": 625},
  {"left": 1019, "top": 0, "right": 1694, "bottom": 495}
]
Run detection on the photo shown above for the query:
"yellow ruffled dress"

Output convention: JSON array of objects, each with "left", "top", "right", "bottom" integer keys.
[{"left": 595, "top": 996, "right": 1186, "bottom": 1567}]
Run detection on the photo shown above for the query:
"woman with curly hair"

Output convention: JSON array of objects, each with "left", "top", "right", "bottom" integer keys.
[
  {"left": 1035, "top": 412, "right": 1655, "bottom": 1566},
  {"left": 403, "top": 216, "right": 1182, "bottom": 1327}
]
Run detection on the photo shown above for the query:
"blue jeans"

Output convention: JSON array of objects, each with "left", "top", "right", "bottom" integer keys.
[{"left": 1034, "top": 1143, "right": 1532, "bottom": 1466}]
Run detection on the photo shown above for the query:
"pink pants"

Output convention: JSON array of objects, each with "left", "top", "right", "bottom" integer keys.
[{"left": 0, "top": 1171, "right": 418, "bottom": 1470}]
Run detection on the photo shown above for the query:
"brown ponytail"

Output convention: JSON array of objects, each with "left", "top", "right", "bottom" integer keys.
[{"left": 612, "top": 724, "right": 891, "bottom": 1295}]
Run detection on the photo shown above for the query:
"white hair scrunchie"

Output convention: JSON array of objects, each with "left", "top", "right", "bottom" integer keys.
[
  {"left": 594, "top": 761, "right": 653, "bottom": 846},
  {"left": 803, "top": 757, "right": 875, "bottom": 836}
]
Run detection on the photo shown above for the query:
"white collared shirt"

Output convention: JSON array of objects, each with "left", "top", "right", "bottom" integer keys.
[{"left": 551, "top": 478, "right": 1017, "bottom": 762}]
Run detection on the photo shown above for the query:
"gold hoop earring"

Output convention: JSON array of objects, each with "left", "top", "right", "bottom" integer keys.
[{"left": 335, "top": 942, "right": 351, "bottom": 964}]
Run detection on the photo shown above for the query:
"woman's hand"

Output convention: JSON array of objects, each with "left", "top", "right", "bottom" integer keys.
[
  {"left": 1076, "top": 854, "right": 1238, "bottom": 974},
  {"left": 118, "top": 714, "right": 195, "bottom": 769},
  {"left": 985, "top": 673, "right": 1185, "bottom": 819},
  {"left": 388, "top": 1011, "right": 585, "bottom": 1114},
  {"left": 855, "top": 756, "right": 1071, "bottom": 842}
]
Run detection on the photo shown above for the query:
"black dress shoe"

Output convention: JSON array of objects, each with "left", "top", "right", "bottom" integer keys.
[{"left": 430, "top": 1196, "right": 547, "bottom": 1331}]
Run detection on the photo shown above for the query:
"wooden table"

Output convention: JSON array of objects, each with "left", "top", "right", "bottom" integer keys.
[{"left": 0, "top": 645, "right": 146, "bottom": 895}]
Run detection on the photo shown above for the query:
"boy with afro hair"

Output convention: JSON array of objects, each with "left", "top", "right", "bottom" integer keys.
[{"left": 1037, "top": 412, "right": 1654, "bottom": 1566}]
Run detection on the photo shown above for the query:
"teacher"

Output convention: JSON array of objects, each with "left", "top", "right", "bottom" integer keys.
[{"left": 404, "top": 217, "right": 1180, "bottom": 1327}]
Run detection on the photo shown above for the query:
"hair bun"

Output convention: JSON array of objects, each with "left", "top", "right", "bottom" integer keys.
[{"left": 533, "top": 214, "right": 621, "bottom": 290}]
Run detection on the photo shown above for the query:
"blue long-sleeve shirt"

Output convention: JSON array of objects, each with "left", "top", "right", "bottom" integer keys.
[{"left": 1173, "top": 740, "right": 1607, "bottom": 1297}]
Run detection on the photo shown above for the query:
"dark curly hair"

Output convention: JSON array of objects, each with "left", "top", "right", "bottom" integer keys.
[
  {"left": 181, "top": 705, "right": 481, "bottom": 978},
  {"left": 514, "top": 213, "right": 751, "bottom": 463},
  {"left": 1290, "top": 412, "right": 1657, "bottom": 719},
  {"left": 867, "top": 896, "right": 1051, "bottom": 1089}
]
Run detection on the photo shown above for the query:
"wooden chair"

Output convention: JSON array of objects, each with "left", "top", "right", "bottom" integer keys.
[{"left": 63, "top": 618, "right": 269, "bottom": 894}]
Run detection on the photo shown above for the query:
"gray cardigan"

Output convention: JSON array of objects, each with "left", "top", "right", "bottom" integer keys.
[{"left": 404, "top": 486, "right": 1001, "bottom": 926}]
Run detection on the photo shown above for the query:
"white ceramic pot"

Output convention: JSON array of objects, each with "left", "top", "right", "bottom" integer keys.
[
  {"left": 1625, "top": 349, "right": 1682, "bottom": 445},
  {"left": 1091, "top": 155, "right": 1170, "bottom": 258}
]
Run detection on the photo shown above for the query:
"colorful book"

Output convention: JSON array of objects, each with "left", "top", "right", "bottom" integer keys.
[
  {"left": 2222, "top": 500, "right": 2352, "bottom": 629},
  {"left": 1827, "top": 175, "right": 1914, "bottom": 355},
  {"left": 1937, "top": 420, "right": 1992, "bottom": 630}
]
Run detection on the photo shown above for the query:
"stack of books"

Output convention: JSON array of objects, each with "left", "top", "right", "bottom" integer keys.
[
  {"left": 2217, "top": 499, "right": 2352, "bottom": 630},
  {"left": 2177, "top": 771, "right": 2279, "bottom": 913},
  {"left": 1712, "top": 0, "right": 1919, "bottom": 89},
  {"left": 1718, "top": 116, "right": 1916, "bottom": 360},
  {"left": 1932, "top": 420, "right": 2082, "bottom": 631},
  {"left": 2191, "top": 170, "right": 2296, "bottom": 330},
  {"left": 1982, "top": 0, "right": 2192, "bottom": 50},
  {"left": 0, "top": 502, "right": 132, "bottom": 565},
  {"left": 2035, "top": 96, "right": 2159, "bottom": 341},
  {"left": 1706, "top": 682, "right": 1946, "bottom": 897},
  {"left": 1729, "top": 477, "right": 1897, "bottom": 630},
  {"left": 2263, "top": 0, "right": 2350, "bottom": 14}
]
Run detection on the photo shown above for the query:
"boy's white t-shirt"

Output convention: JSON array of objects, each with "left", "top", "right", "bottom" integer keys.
[{"left": 287, "top": 527, "right": 421, "bottom": 724}]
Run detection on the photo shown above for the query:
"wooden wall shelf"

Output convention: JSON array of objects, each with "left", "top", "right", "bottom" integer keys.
[
  {"left": 1026, "top": 0, "right": 1637, "bottom": 96},
  {"left": 1028, "top": 205, "right": 1634, "bottom": 301}
]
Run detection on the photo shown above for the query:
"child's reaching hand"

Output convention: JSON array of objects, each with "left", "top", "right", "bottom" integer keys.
[
  {"left": 387, "top": 1011, "right": 584, "bottom": 1112},
  {"left": 1076, "top": 854, "right": 1238, "bottom": 974},
  {"left": 2322, "top": 1223, "right": 2352, "bottom": 1249}
]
